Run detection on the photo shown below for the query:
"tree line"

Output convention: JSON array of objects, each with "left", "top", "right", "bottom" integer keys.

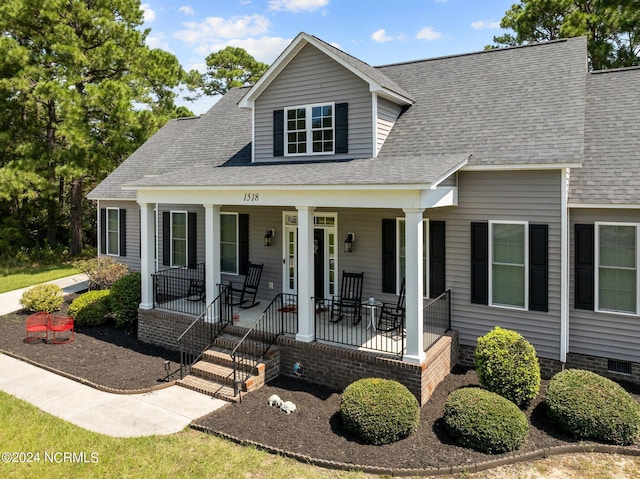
[{"left": 0, "top": 0, "right": 636, "bottom": 260}]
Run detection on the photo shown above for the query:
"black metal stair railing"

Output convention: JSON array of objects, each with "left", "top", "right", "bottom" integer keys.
[
  {"left": 423, "top": 289, "right": 451, "bottom": 351},
  {"left": 177, "top": 284, "right": 232, "bottom": 379},
  {"left": 230, "top": 293, "right": 298, "bottom": 396}
]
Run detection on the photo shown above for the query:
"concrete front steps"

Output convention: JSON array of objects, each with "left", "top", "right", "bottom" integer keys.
[{"left": 177, "top": 331, "right": 279, "bottom": 403}]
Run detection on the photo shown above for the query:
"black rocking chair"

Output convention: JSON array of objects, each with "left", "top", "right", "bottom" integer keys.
[
  {"left": 185, "top": 279, "right": 205, "bottom": 301},
  {"left": 330, "top": 271, "right": 364, "bottom": 324},
  {"left": 378, "top": 278, "right": 406, "bottom": 334},
  {"left": 231, "top": 262, "right": 264, "bottom": 308}
]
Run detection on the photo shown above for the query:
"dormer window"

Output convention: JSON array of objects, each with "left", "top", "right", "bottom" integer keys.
[
  {"left": 286, "top": 103, "right": 334, "bottom": 155},
  {"left": 273, "top": 102, "right": 348, "bottom": 158}
]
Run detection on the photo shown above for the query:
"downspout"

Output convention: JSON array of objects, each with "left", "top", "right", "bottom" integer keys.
[
  {"left": 96, "top": 199, "right": 100, "bottom": 256},
  {"left": 560, "top": 168, "right": 569, "bottom": 364},
  {"left": 155, "top": 203, "right": 159, "bottom": 272}
]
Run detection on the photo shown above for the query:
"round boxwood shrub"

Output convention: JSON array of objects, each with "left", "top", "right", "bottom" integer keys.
[
  {"left": 340, "top": 378, "right": 420, "bottom": 445},
  {"left": 68, "top": 290, "right": 111, "bottom": 327},
  {"left": 20, "top": 283, "right": 64, "bottom": 313},
  {"left": 443, "top": 387, "right": 529, "bottom": 454},
  {"left": 545, "top": 369, "right": 640, "bottom": 445},
  {"left": 110, "top": 272, "right": 141, "bottom": 330},
  {"left": 475, "top": 326, "right": 541, "bottom": 408}
]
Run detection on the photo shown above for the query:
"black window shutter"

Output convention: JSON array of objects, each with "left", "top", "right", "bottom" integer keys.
[
  {"left": 188, "top": 212, "right": 197, "bottom": 268},
  {"left": 273, "top": 109, "right": 284, "bottom": 157},
  {"left": 100, "top": 208, "right": 106, "bottom": 255},
  {"left": 238, "top": 214, "right": 249, "bottom": 275},
  {"left": 575, "top": 224, "right": 595, "bottom": 310},
  {"left": 382, "top": 219, "right": 396, "bottom": 293},
  {"left": 119, "top": 209, "right": 127, "bottom": 257},
  {"left": 471, "top": 222, "right": 489, "bottom": 305},
  {"left": 335, "top": 103, "right": 348, "bottom": 154},
  {"left": 162, "top": 211, "right": 170, "bottom": 266},
  {"left": 429, "top": 221, "right": 446, "bottom": 297},
  {"left": 529, "top": 224, "right": 548, "bottom": 312}
]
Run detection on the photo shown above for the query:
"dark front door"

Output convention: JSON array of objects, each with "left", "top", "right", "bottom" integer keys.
[{"left": 314, "top": 228, "right": 325, "bottom": 298}]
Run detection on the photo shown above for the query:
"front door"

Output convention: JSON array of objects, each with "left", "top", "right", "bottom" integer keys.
[{"left": 282, "top": 212, "right": 337, "bottom": 298}]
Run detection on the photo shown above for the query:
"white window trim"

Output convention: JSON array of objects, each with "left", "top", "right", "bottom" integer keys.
[
  {"left": 221, "top": 212, "right": 239, "bottom": 275},
  {"left": 595, "top": 221, "right": 640, "bottom": 316},
  {"left": 106, "top": 207, "right": 120, "bottom": 257},
  {"left": 396, "top": 217, "right": 429, "bottom": 298},
  {"left": 170, "top": 210, "right": 188, "bottom": 268},
  {"left": 284, "top": 102, "right": 335, "bottom": 157},
  {"left": 489, "top": 220, "right": 529, "bottom": 311}
]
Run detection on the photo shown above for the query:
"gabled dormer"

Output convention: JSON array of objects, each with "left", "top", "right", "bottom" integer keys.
[{"left": 239, "top": 32, "right": 414, "bottom": 163}]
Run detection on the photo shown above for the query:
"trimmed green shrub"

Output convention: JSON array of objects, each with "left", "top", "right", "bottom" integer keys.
[
  {"left": 110, "top": 272, "right": 141, "bottom": 330},
  {"left": 443, "top": 387, "right": 529, "bottom": 454},
  {"left": 475, "top": 326, "right": 541, "bottom": 408},
  {"left": 20, "top": 284, "right": 63, "bottom": 313},
  {"left": 340, "top": 378, "right": 420, "bottom": 445},
  {"left": 545, "top": 369, "right": 640, "bottom": 445},
  {"left": 68, "top": 290, "right": 111, "bottom": 327}
]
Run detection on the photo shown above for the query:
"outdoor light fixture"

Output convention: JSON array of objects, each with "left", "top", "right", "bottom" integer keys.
[
  {"left": 264, "top": 228, "right": 275, "bottom": 246},
  {"left": 344, "top": 232, "right": 355, "bottom": 253}
]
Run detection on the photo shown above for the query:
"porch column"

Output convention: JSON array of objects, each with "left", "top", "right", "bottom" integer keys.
[
  {"left": 296, "top": 206, "right": 316, "bottom": 342},
  {"left": 139, "top": 202, "right": 155, "bottom": 310},
  {"left": 204, "top": 204, "right": 221, "bottom": 305},
  {"left": 403, "top": 208, "right": 426, "bottom": 364}
]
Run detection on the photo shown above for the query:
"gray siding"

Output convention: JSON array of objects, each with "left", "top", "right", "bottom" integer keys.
[
  {"left": 98, "top": 200, "right": 141, "bottom": 272},
  {"left": 220, "top": 206, "right": 284, "bottom": 299},
  {"left": 376, "top": 96, "right": 403, "bottom": 155},
  {"left": 569, "top": 208, "right": 640, "bottom": 363},
  {"left": 432, "top": 170, "right": 564, "bottom": 361},
  {"left": 254, "top": 44, "right": 373, "bottom": 162}
]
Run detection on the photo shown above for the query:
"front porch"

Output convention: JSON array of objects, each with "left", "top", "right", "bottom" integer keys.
[{"left": 149, "top": 265, "right": 451, "bottom": 359}]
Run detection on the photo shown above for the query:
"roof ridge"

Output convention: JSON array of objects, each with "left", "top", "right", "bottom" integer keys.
[{"left": 376, "top": 37, "right": 572, "bottom": 68}]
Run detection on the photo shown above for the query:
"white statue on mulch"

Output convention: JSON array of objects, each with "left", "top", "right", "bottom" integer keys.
[{"left": 267, "top": 394, "right": 297, "bottom": 413}]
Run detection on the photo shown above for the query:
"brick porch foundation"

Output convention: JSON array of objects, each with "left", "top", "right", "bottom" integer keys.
[{"left": 138, "top": 308, "right": 458, "bottom": 405}]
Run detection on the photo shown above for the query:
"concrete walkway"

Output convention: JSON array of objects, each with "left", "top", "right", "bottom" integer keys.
[
  {"left": 0, "top": 355, "right": 225, "bottom": 437},
  {"left": 0, "top": 274, "right": 226, "bottom": 437},
  {"left": 0, "top": 273, "right": 90, "bottom": 316}
]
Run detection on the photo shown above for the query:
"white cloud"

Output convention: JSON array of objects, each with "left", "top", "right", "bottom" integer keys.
[
  {"left": 178, "top": 5, "right": 195, "bottom": 16},
  {"left": 371, "top": 29, "right": 406, "bottom": 43},
  {"left": 174, "top": 14, "right": 270, "bottom": 43},
  {"left": 268, "top": 0, "right": 329, "bottom": 12},
  {"left": 471, "top": 20, "right": 501, "bottom": 30},
  {"left": 146, "top": 32, "right": 172, "bottom": 52},
  {"left": 141, "top": 3, "right": 156, "bottom": 22},
  {"left": 416, "top": 27, "right": 442, "bottom": 41},
  {"left": 195, "top": 36, "right": 292, "bottom": 64}
]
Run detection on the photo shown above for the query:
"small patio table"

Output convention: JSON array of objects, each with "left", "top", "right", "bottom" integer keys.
[{"left": 361, "top": 299, "right": 383, "bottom": 332}]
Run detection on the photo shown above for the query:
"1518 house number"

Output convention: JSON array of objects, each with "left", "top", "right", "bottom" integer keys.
[{"left": 243, "top": 193, "right": 259, "bottom": 202}]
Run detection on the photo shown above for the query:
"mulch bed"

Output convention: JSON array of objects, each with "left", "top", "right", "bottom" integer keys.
[
  {"left": 1, "top": 293, "right": 639, "bottom": 471},
  {"left": 0, "top": 293, "right": 180, "bottom": 390}
]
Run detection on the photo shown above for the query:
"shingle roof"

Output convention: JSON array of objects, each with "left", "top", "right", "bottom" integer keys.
[
  {"left": 377, "top": 37, "right": 587, "bottom": 167},
  {"left": 87, "top": 115, "right": 199, "bottom": 200},
  {"left": 569, "top": 66, "right": 640, "bottom": 205},
  {"left": 92, "top": 35, "right": 597, "bottom": 199}
]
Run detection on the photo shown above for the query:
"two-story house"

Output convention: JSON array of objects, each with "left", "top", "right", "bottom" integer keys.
[{"left": 88, "top": 32, "right": 640, "bottom": 403}]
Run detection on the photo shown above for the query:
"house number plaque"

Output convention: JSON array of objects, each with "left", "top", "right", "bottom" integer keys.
[{"left": 243, "top": 193, "right": 260, "bottom": 202}]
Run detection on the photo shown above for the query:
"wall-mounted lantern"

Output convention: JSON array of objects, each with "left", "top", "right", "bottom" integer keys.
[
  {"left": 344, "top": 232, "right": 355, "bottom": 253},
  {"left": 264, "top": 228, "right": 275, "bottom": 246}
]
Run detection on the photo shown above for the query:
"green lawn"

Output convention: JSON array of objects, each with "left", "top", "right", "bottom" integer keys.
[
  {"left": 0, "top": 391, "right": 363, "bottom": 479},
  {"left": 0, "top": 264, "right": 81, "bottom": 294}
]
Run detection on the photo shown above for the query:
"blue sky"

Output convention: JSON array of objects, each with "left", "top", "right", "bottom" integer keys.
[{"left": 140, "top": 0, "right": 516, "bottom": 114}]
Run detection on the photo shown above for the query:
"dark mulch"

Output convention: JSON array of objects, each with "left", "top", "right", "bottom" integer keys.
[
  {"left": 1, "top": 294, "right": 639, "bottom": 471},
  {"left": 0, "top": 293, "right": 180, "bottom": 390}
]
